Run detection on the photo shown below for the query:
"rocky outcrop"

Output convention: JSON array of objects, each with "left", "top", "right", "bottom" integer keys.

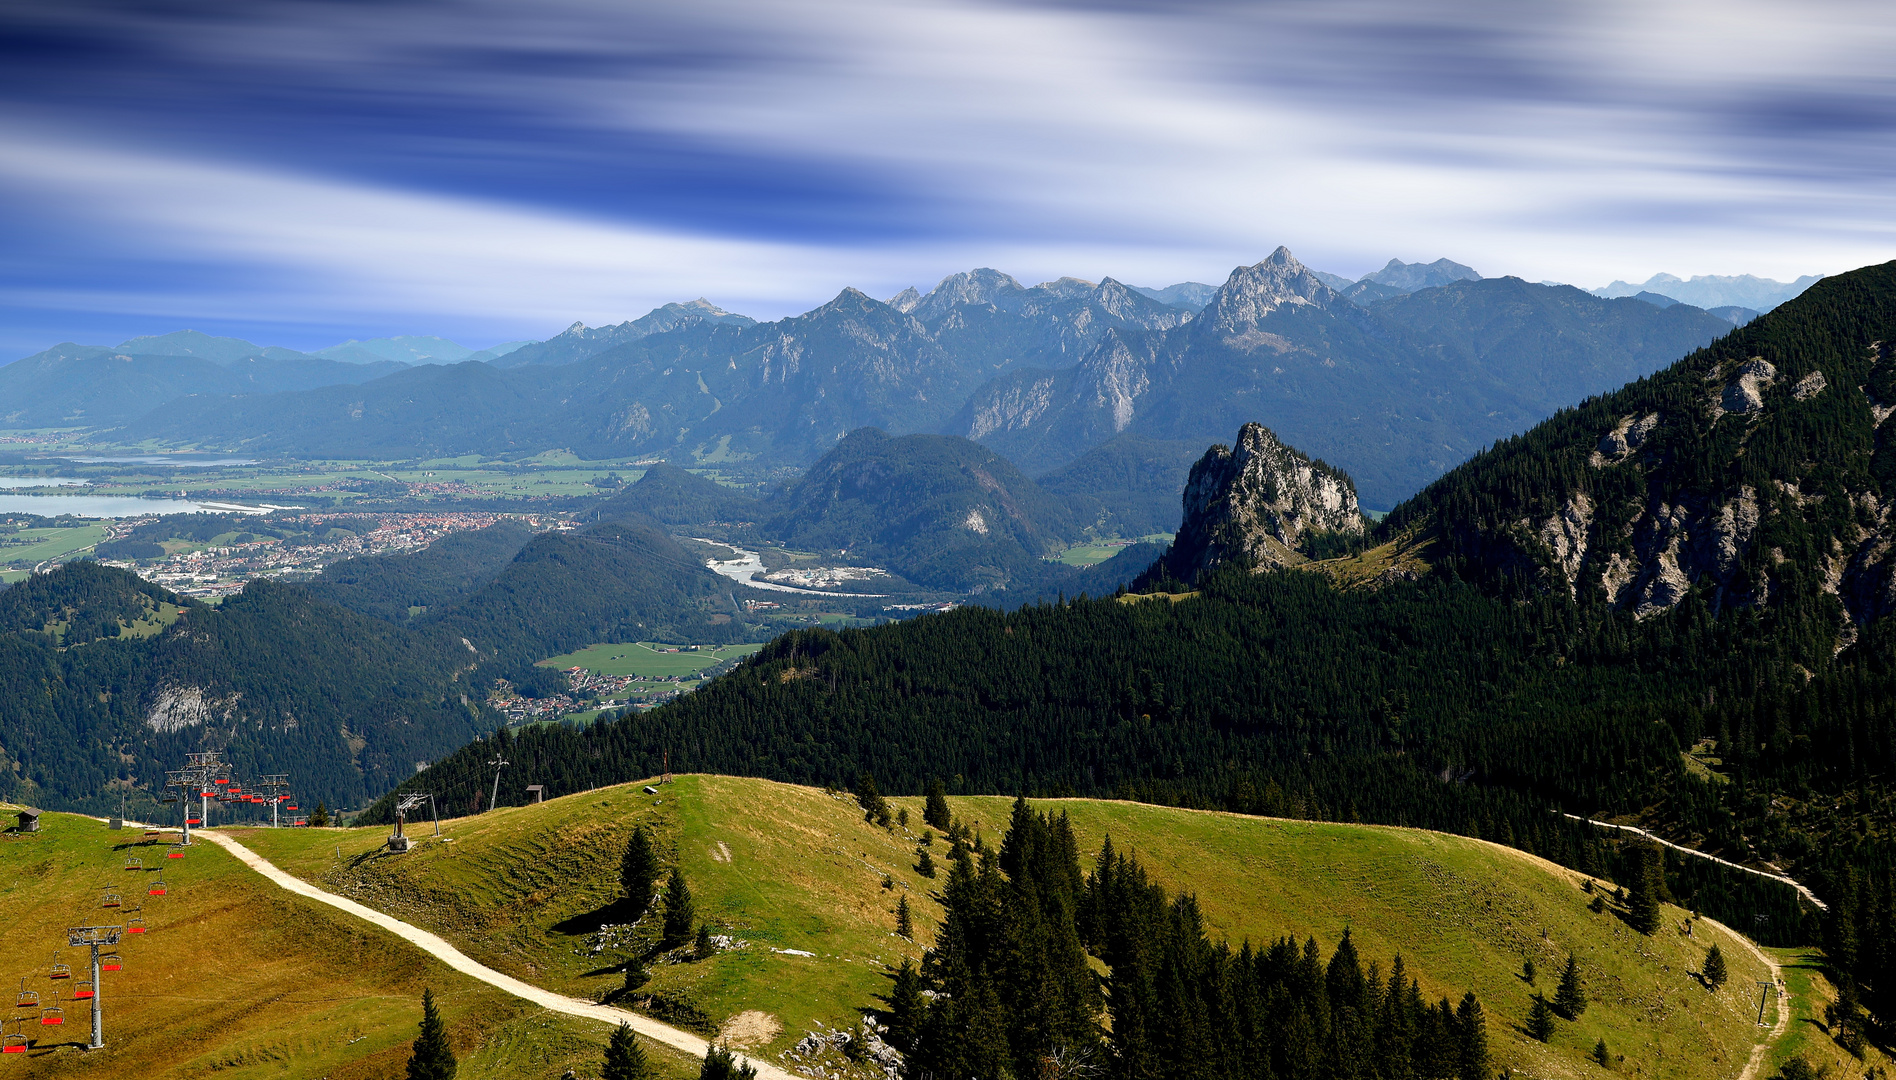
[{"left": 1161, "top": 422, "right": 1365, "bottom": 581}]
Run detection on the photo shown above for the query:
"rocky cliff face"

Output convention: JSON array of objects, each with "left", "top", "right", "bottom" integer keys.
[{"left": 1161, "top": 422, "right": 1365, "bottom": 582}]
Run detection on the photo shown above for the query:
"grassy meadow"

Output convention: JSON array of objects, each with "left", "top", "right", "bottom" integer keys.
[
  {"left": 0, "top": 809, "right": 700, "bottom": 1079},
  {"left": 234, "top": 776, "right": 1820, "bottom": 1080},
  {"left": 536, "top": 642, "right": 764, "bottom": 679}
]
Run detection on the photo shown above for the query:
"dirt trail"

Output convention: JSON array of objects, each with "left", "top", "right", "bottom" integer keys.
[
  {"left": 1706, "top": 913, "right": 1790, "bottom": 1080},
  {"left": 192, "top": 829, "right": 793, "bottom": 1080},
  {"left": 1560, "top": 813, "right": 1826, "bottom": 911}
]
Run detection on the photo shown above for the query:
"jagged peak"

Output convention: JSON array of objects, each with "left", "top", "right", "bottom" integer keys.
[
  {"left": 1161, "top": 421, "right": 1363, "bottom": 582},
  {"left": 1200, "top": 248, "right": 1336, "bottom": 332},
  {"left": 887, "top": 286, "right": 923, "bottom": 313}
]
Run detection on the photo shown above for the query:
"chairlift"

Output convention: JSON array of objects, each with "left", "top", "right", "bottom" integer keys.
[
  {"left": 127, "top": 914, "right": 146, "bottom": 935},
  {"left": 100, "top": 888, "right": 122, "bottom": 909},
  {"left": 1, "top": 1018, "right": 25, "bottom": 1053},
  {"left": 286, "top": 805, "right": 299, "bottom": 811},
  {"left": 214, "top": 778, "right": 229, "bottom": 785},
  {"left": 15, "top": 978, "right": 38, "bottom": 1009},
  {"left": 47, "top": 953, "right": 69, "bottom": 981},
  {"left": 185, "top": 816, "right": 202, "bottom": 825},
  {"left": 100, "top": 953, "right": 121, "bottom": 973},
  {"left": 148, "top": 877, "right": 167, "bottom": 897},
  {"left": 39, "top": 995, "right": 62, "bottom": 1027},
  {"left": 166, "top": 844, "right": 185, "bottom": 859},
  {"left": 124, "top": 855, "right": 143, "bottom": 871},
  {"left": 71, "top": 977, "right": 93, "bottom": 1002}
]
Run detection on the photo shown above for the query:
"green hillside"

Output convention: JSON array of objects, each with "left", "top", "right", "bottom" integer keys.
[
  {"left": 0, "top": 808, "right": 699, "bottom": 1079},
  {"left": 234, "top": 775, "right": 1814, "bottom": 1080}
]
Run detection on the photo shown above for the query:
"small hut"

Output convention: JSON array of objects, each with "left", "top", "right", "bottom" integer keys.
[
  {"left": 526, "top": 785, "right": 545, "bottom": 804},
  {"left": 17, "top": 807, "right": 42, "bottom": 833}
]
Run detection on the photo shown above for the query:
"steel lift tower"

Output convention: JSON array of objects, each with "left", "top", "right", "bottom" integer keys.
[
  {"left": 387, "top": 793, "right": 439, "bottom": 852},
  {"left": 257, "top": 774, "right": 292, "bottom": 827},
  {"left": 67, "top": 925, "right": 122, "bottom": 1050}
]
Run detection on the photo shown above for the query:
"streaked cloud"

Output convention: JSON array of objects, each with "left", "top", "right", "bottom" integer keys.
[{"left": 0, "top": 0, "right": 1891, "bottom": 353}]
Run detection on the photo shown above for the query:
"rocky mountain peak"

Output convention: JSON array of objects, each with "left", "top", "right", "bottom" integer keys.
[
  {"left": 887, "top": 286, "right": 923, "bottom": 313},
  {"left": 1161, "top": 422, "right": 1365, "bottom": 582},
  {"left": 1200, "top": 248, "right": 1336, "bottom": 333},
  {"left": 911, "top": 268, "right": 1027, "bottom": 321}
]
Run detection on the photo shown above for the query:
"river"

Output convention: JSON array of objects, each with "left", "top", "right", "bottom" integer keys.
[{"left": 694, "top": 540, "right": 887, "bottom": 597}]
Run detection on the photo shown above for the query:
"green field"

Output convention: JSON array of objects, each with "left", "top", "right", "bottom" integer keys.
[
  {"left": 0, "top": 524, "right": 108, "bottom": 567},
  {"left": 0, "top": 808, "right": 701, "bottom": 1079},
  {"left": 232, "top": 776, "right": 1821, "bottom": 1080},
  {"left": 538, "top": 641, "right": 763, "bottom": 678},
  {"left": 1052, "top": 533, "right": 1173, "bottom": 566}
]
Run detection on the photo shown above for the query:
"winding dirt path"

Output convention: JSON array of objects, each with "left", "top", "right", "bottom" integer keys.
[
  {"left": 1708, "top": 914, "right": 1790, "bottom": 1080},
  {"left": 193, "top": 829, "right": 794, "bottom": 1080}
]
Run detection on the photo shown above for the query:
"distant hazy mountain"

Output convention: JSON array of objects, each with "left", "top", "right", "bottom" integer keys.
[
  {"left": 493, "top": 299, "right": 755, "bottom": 368},
  {"left": 950, "top": 248, "right": 1738, "bottom": 507},
  {"left": 910, "top": 270, "right": 1192, "bottom": 371},
  {"left": 313, "top": 335, "right": 535, "bottom": 366},
  {"left": 1127, "top": 281, "right": 1219, "bottom": 310},
  {"left": 118, "top": 329, "right": 315, "bottom": 364},
  {"left": 0, "top": 340, "right": 406, "bottom": 427},
  {"left": 1361, "top": 257, "right": 1481, "bottom": 291},
  {"left": 1706, "top": 305, "right": 1762, "bottom": 326},
  {"left": 1591, "top": 272, "right": 1822, "bottom": 312}
]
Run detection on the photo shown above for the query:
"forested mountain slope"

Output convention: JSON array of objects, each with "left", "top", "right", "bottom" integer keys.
[
  {"left": 304, "top": 519, "right": 541, "bottom": 622},
  {"left": 587, "top": 463, "right": 762, "bottom": 525}
]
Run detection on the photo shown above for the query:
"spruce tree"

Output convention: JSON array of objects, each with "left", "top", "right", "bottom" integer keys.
[
  {"left": 699, "top": 1043, "right": 758, "bottom": 1080},
  {"left": 661, "top": 868, "right": 695, "bottom": 950},
  {"left": 1703, "top": 943, "right": 1728, "bottom": 989},
  {"left": 1527, "top": 995, "right": 1557, "bottom": 1042},
  {"left": 1593, "top": 1038, "right": 1611, "bottom": 1068},
  {"left": 916, "top": 847, "right": 936, "bottom": 878},
  {"left": 886, "top": 958, "right": 925, "bottom": 1055},
  {"left": 1456, "top": 992, "right": 1491, "bottom": 1080},
  {"left": 623, "top": 961, "right": 649, "bottom": 994},
  {"left": 1554, "top": 954, "right": 1587, "bottom": 1018},
  {"left": 405, "top": 987, "right": 457, "bottom": 1080},
  {"left": 896, "top": 894, "right": 913, "bottom": 939},
  {"left": 694, "top": 922, "right": 715, "bottom": 960},
  {"left": 854, "top": 770, "right": 889, "bottom": 824},
  {"left": 1523, "top": 957, "right": 1536, "bottom": 985},
  {"left": 923, "top": 778, "right": 951, "bottom": 830},
  {"left": 620, "top": 826, "right": 659, "bottom": 913},
  {"left": 310, "top": 801, "right": 329, "bottom": 828},
  {"left": 1627, "top": 844, "right": 1663, "bottom": 935},
  {"left": 603, "top": 1021, "right": 649, "bottom": 1080}
]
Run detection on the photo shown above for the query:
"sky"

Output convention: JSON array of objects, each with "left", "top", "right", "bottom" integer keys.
[{"left": 0, "top": 0, "right": 1892, "bottom": 358}]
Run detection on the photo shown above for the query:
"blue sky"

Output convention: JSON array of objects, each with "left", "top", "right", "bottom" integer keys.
[{"left": 1, "top": 0, "right": 1891, "bottom": 358}]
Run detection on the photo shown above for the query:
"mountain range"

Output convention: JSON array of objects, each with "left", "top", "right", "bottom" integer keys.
[
  {"left": 52, "top": 250, "right": 1738, "bottom": 509},
  {"left": 1590, "top": 271, "right": 1822, "bottom": 312}
]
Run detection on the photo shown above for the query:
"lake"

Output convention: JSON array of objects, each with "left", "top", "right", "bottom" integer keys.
[
  {"left": 0, "top": 494, "right": 239, "bottom": 517},
  {"left": 0, "top": 477, "right": 87, "bottom": 488},
  {"left": 61, "top": 456, "right": 258, "bottom": 467}
]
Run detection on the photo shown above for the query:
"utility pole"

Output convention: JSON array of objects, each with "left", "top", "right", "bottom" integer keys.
[
  {"left": 487, "top": 755, "right": 509, "bottom": 812},
  {"left": 67, "top": 926, "right": 121, "bottom": 1050}
]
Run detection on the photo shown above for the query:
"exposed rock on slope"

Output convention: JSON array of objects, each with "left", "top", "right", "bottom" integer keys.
[
  {"left": 1387, "top": 261, "right": 1896, "bottom": 627},
  {"left": 1156, "top": 422, "right": 1364, "bottom": 582}
]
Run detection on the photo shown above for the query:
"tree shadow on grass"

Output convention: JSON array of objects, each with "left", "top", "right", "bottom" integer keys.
[{"left": 551, "top": 897, "right": 644, "bottom": 936}]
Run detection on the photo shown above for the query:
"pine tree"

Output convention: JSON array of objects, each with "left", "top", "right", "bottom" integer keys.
[
  {"left": 1457, "top": 992, "right": 1491, "bottom": 1080},
  {"left": 1554, "top": 954, "right": 1587, "bottom": 1018},
  {"left": 661, "top": 868, "right": 695, "bottom": 950},
  {"left": 405, "top": 987, "right": 457, "bottom": 1080},
  {"left": 896, "top": 894, "right": 913, "bottom": 939},
  {"left": 1523, "top": 957, "right": 1536, "bottom": 984},
  {"left": 1703, "top": 943, "right": 1728, "bottom": 989},
  {"left": 603, "top": 1021, "right": 650, "bottom": 1080},
  {"left": 699, "top": 1043, "right": 758, "bottom": 1080},
  {"left": 924, "top": 778, "right": 952, "bottom": 831},
  {"left": 916, "top": 847, "right": 936, "bottom": 878},
  {"left": 854, "top": 770, "right": 889, "bottom": 824},
  {"left": 620, "top": 826, "right": 659, "bottom": 914},
  {"left": 694, "top": 922, "right": 715, "bottom": 960},
  {"left": 310, "top": 801, "right": 330, "bottom": 828},
  {"left": 1592, "top": 1039, "right": 1610, "bottom": 1068},
  {"left": 1627, "top": 844, "right": 1663, "bottom": 935},
  {"left": 623, "top": 961, "right": 649, "bottom": 994},
  {"left": 1527, "top": 996, "right": 1557, "bottom": 1042}
]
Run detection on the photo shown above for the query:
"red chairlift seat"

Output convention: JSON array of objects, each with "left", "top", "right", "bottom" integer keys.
[
  {"left": 1, "top": 1023, "right": 25, "bottom": 1053},
  {"left": 148, "top": 878, "right": 168, "bottom": 896},
  {"left": 185, "top": 817, "right": 202, "bottom": 825},
  {"left": 39, "top": 1002, "right": 62, "bottom": 1027},
  {"left": 71, "top": 979, "right": 93, "bottom": 1001},
  {"left": 214, "top": 778, "right": 229, "bottom": 785},
  {"left": 124, "top": 855, "right": 143, "bottom": 871},
  {"left": 101, "top": 889, "right": 122, "bottom": 909},
  {"left": 167, "top": 844, "right": 185, "bottom": 858},
  {"left": 126, "top": 916, "right": 146, "bottom": 935},
  {"left": 47, "top": 959, "right": 69, "bottom": 981},
  {"left": 286, "top": 804, "right": 299, "bottom": 811},
  {"left": 101, "top": 954, "right": 122, "bottom": 972},
  {"left": 16, "top": 978, "right": 38, "bottom": 1009}
]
